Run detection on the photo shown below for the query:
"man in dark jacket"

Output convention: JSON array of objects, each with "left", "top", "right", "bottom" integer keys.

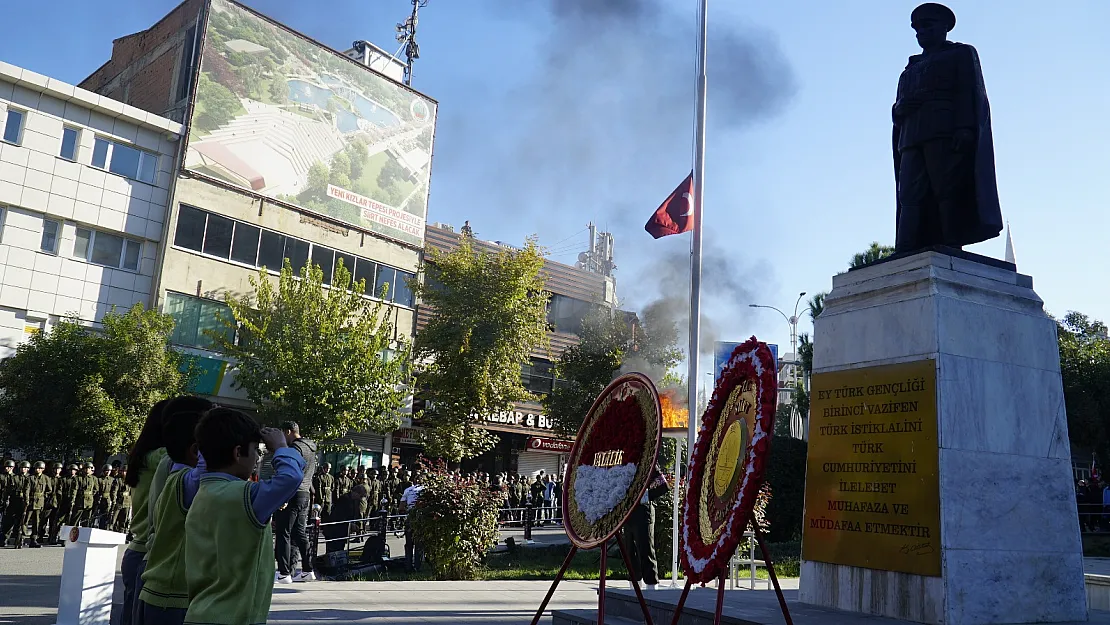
[
  {"left": 325, "top": 484, "right": 367, "bottom": 553},
  {"left": 275, "top": 421, "right": 318, "bottom": 583},
  {"left": 622, "top": 467, "right": 669, "bottom": 590}
]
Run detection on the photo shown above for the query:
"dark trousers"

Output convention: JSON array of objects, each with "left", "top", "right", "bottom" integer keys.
[
  {"left": 121, "top": 548, "right": 146, "bottom": 625},
  {"left": 2, "top": 502, "right": 26, "bottom": 543},
  {"left": 22, "top": 507, "right": 43, "bottom": 542},
  {"left": 70, "top": 506, "right": 93, "bottom": 528},
  {"left": 624, "top": 504, "right": 658, "bottom": 585},
  {"left": 404, "top": 517, "right": 423, "bottom": 571},
  {"left": 895, "top": 138, "right": 972, "bottom": 252},
  {"left": 275, "top": 491, "right": 312, "bottom": 575},
  {"left": 140, "top": 601, "right": 186, "bottom": 625}
]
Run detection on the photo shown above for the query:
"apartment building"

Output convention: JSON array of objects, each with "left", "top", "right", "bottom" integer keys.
[
  {"left": 0, "top": 61, "right": 181, "bottom": 354},
  {"left": 80, "top": 0, "right": 437, "bottom": 467}
]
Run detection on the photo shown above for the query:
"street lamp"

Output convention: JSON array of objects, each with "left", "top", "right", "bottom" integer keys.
[{"left": 748, "top": 291, "right": 807, "bottom": 389}]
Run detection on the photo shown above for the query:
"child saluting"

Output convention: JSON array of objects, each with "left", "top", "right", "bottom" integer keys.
[{"left": 185, "top": 408, "right": 305, "bottom": 625}]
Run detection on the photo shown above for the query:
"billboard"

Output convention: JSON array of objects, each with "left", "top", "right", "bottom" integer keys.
[
  {"left": 184, "top": 0, "right": 437, "bottom": 246},
  {"left": 713, "top": 341, "right": 778, "bottom": 382}
]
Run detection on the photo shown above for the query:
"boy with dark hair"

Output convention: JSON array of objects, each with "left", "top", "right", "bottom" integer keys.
[
  {"left": 185, "top": 408, "right": 304, "bottom": 625},
  {"left": 138, "top": 402, "right": 211, "bottom": 625}
]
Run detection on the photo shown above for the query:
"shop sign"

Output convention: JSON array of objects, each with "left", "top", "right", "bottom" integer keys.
[{"left": 527, "top": 437, "right": 574, "bottom": 454}]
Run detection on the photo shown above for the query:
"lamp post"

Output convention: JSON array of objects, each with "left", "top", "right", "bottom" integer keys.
[{"left": 748, "top": 291, "right": 807, "bottom": 389}]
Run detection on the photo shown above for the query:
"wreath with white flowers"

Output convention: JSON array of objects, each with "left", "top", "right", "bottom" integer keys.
[
  {"left": 563, "top": 373, "right": 662, "bottom": 549},
  {"left": 680, "top": 337, "right": 777, "bottom": 584}
]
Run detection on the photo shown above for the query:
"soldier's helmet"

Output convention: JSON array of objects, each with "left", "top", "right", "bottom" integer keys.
[
  {"left": 67, "top": 464, "right": 79, "bottom": 471},
  {"left": 85, "top": 462, "right": 96, "bottom": 470},
  {"left": 19, "top": 460, "right": 31, "bottom": 468},
  {"left": 101, "top": 464, "right": 112, "bottom": 472},
  {"left": 52, "top": 462, "right": 63, "bottom": 469},
  {"left": 3, "top": 459, "right": 13, "bottom": 468},
  {"left": 34, "top": 461, "right": 46, "bottom": 469}
]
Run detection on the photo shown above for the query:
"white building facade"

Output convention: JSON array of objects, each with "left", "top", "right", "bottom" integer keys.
[{"left": 0, "top": 62, "right": 181, "bottom": 355}]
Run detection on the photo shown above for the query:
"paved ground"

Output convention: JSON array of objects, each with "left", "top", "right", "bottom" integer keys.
[{"left": 0, "top": 525, "right": 572, "bottom": 625}]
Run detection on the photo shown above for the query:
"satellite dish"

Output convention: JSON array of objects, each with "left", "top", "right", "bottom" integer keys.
[{"left": 578, "top": 252, "right": 589, "bottom": 263}]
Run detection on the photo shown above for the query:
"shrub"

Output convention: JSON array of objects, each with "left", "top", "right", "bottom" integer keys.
[{"left": 409, "top": 459, "right": 506, "bottom": 580}]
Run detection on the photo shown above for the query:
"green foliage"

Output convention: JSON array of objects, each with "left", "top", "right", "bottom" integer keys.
[
  {"left": 0, "top": 304, "right": 188, "bottom": 458},
  {"left": 544, "top": 306, "right": 681, "bottom": 436},
  {"left": 763, "top": 436, "right": 808, "bottom": 542},
  {"left": 806, "top": 293, "right": 825, "bottom": 322},
  {"left": 849, "top": 242, "right": 896, "bottom": 268},
  {"left": 793, "top": 382, "right": 809, "bottom": 427},
  {"left": 329, "top": 151, "right": 352, "bottom": 188},
  {"left": 215, "top": 260, "right": 410, "bottom": 441},
  {"left": 193, "top": 73, "right": 241, "bottom": 132},
  {"left": 305, "top": 161, "right": 329, "bottom": 196},
  {"left": 1058, "top": 312, "right": 1110, "bottom": 461},
  {"left": 411, "top": 237, "right": 551, "bottom": 461},
  {"left": 774, "top": 404, "right": 793, "bottom": 437},
  {"left": 268, "top": 76, "right": 288, "bottom": 103},
  {"left": 410, "top": 461, "right": 506, "bottom": 580},
  {"left": 797, "top": 332, "right": 813, "bottom": 376}
]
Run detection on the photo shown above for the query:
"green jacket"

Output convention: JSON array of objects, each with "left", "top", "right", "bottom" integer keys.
[
  {"left": 74, "top": 475, "right": 99, "bottom": 509},
  {"left": 25, "top": 473, "right": 50, "bottom": 510},
  {"left": 98, "top": 475, "right": 116, "bottom": 504},
  {"left": 6, "top": 474, "right": 28, "bottom": 505}
]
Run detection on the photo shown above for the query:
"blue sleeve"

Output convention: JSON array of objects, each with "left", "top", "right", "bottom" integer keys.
[
  {"left": 248, "top": 448, "right": 306, "bottom": 523},
  {"left": 181, "top": 453, "right": 207, "bottom": 509}
]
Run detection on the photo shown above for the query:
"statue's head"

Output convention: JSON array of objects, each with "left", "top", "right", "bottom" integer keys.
[{"left": 911, "top": 3, "right": 955, "bottom": 50}]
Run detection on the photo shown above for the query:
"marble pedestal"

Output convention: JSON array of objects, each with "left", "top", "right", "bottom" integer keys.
[
  {"left": 798, "top": 250, "right": 1087, "bottom": 625},
  {"left": 56, "top": 526, "right": 126, "bottom": 625}
]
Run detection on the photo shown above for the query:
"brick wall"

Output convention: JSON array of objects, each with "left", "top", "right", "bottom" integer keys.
[{"left": 79, "top": 0, "right": 204, "bottom": 121}]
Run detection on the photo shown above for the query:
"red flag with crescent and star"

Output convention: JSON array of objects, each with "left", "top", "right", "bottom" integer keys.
[{"left": 644, "top": 172, "right": 694, "bottom": 239}]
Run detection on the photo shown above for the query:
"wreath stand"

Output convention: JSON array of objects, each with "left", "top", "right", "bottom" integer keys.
[
  {"left": 670, "top": 517, "right": 793, "bottom": 625},
  {"left": 530, "top": 532, "right": 657, "bottom": 625}
]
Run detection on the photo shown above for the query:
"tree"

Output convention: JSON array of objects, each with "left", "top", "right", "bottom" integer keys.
[
  {"left": 410, "top": 237, "right": 550, "bottom": 461},
  {"left": 376, "top": 158, "right": 408, "bottom": 191},
  {"left": 305, "top": 161, "right": 329, "bottom": 197},
  {"left": 268, "top": 76, "right": 288, "bottom": 104},
  {"left": 774, "top": 404, "right": 793, "bottom": 437},
  {"left": 850, "top": 242, "right": 896, "bottom": 268},
  {"left": 215, "top": 261, "right": 410, "bottom": 442},
  {"left": 807, "top": 293, "right": 825, "bottom": 321},
  {"left": 194, "top": 73, "right": 241, "bottom": 132},
  {"left": 347, "top": 139, "right": 368, "bottom": 182},
  {"left": 329, "top": 151, "right": 352, "bottom": 189},
  {"left": 0, "top": 304, "right": 189, "bottom": 459},
  {"left": 1057, "top": 312, "right": 1110, "bottom": 462},
  {"left": 544, "top": 307, "right": 680, "bottom": 436}
]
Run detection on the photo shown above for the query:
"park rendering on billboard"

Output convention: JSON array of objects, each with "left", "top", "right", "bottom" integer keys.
[{"left": 184, "top": 0, "right": 438, "bottom": 246}]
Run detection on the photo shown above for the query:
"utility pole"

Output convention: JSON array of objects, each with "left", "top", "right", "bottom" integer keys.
[{"left": 396, "top": 0, "right": 428, "bottom": 86}]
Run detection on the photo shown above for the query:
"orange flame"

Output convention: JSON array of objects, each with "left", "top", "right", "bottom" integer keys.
[{"left": 660, "top": 389, "right": 689, "bottom": 430}]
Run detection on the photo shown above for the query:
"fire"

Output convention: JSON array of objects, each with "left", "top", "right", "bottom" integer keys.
[{"left": 660, "top": 389, "right": 689, "bottom": 430}]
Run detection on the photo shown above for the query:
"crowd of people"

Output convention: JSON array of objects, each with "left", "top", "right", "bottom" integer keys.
[
  {"left": 1076, "top": 476, "right": 1110, "bottom": 532},
  {"left": 1, "top": 459, "right": 132, "bottom": 548}
]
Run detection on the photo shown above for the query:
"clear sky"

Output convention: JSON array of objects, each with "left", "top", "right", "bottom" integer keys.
[{"left": 2, "top": 0, "right": 1107, "bottom": 379}]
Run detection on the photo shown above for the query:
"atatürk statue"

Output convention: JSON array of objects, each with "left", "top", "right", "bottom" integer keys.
[{"left": 893, "top": 3, "right": 1002, "bottom": 253}]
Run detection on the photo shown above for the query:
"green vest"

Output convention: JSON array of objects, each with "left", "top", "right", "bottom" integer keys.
[
  {"left": 140, "top": 469, "right": 190, "bottom": 609},
  {"left": 185, "top": 476, "right": 273, "bottom": 625},
  {"left": 127, "top": 448, "right": 166, "bottom": 554}
]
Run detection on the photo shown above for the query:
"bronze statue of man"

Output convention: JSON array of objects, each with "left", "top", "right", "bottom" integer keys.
[{"left": 893, "top": 3, "right": 1002, "bottom": 253}]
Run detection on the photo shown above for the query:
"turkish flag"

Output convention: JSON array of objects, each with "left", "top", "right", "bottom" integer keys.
[{"left": 644, "top": 172, "right": 694, "bottom": 239}]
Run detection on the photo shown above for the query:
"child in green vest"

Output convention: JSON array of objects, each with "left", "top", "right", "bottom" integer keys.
[
  {"left": 185, "top": 408, "right": 305, "bottom": 625},
  {"left": 138, "top": 401, "right": 211, "bottom": 625}
]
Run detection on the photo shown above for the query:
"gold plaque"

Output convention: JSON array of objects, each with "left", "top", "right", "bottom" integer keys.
[
  {"left": 802, "top": 359, "right": 941, "bottom": 577},
  {"left": 714, "top": 422, "right": 743, "bottom": 498}
]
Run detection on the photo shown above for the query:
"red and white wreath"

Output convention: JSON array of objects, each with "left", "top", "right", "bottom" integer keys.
[{"left": 680, "top": 337, "right": 777, "bottom": 584}]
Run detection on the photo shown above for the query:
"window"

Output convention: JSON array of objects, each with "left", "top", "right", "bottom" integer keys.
[
  {"left": 548, "top": 295, "right": 594, "bottom": 335},
  {"left": 353, "top": 259, "right": 376, "bottom": 294},
  {"left": 177, "top": 26, "right": 198, "bottom": 101},
  {"left": 522, "top": 359, "right": 555, "bottom": 395},
  {"left": 165, "top": 292, "right": 234, "bottom": 350},
  {"left": 171, "top": 204, "right": 415, "bottom": 304},
  {"left": 201, "top": 213, "right": 233, "bottom": 259},
  {"left": 40, "top": 219, "right": 60, "bottom": 253},
  {"left": 60, "top": 127, "right": 79, "bottom": 161},
  {"left": 375, "top": 266, "right": 396, "bottom": 300},
  {"left": 75, "top": 228, "right": 142, "bottom": 271},
  {"left": 230, "top": 222, "right": 260, "bottom": 265},
  {"left": 312, "top": 245, "right": 335, "bottom": 285},
  {"left": 2, "top": 109, "right": 24, "bottom": 144},
  {"left": 91, "top": 137, "right": 158, "bottom": 183},
  {"left": 394, "top": 271, "right": 414, "bottom": 308},
  {"left": 257, "top": 230, "right": 285, "bottom": 270}
]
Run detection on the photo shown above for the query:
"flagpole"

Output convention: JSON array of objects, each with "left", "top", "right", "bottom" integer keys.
[
  {"left": 677, "top": 0, "right": 708, "bottom": 585},
  {"left": 687, "top": 0, "right": 708, "bottom": 459}
]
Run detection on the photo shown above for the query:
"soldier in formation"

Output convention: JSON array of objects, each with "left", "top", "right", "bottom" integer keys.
[
  {"left": 71, "top": 463, "right": 99, "bottom": 528},
  {"left": 2, "top": 461, "right": 30, "bottom": 547},
  {"left": 314, "top": 462, "right": 334, "bottom": 521}
]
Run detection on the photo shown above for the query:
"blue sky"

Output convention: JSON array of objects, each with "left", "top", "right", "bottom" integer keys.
[{"left": 2, "top": 0, "right": 1107, "bottom": 375}]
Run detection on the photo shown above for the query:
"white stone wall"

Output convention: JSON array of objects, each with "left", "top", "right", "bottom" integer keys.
[{"left": 0, "top": 64, "right": 182, "bottom": 357}]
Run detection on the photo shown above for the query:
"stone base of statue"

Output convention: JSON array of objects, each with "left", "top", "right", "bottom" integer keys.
[{"left": 799, "top": 249, "right": 1087, "bottom": 625}]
